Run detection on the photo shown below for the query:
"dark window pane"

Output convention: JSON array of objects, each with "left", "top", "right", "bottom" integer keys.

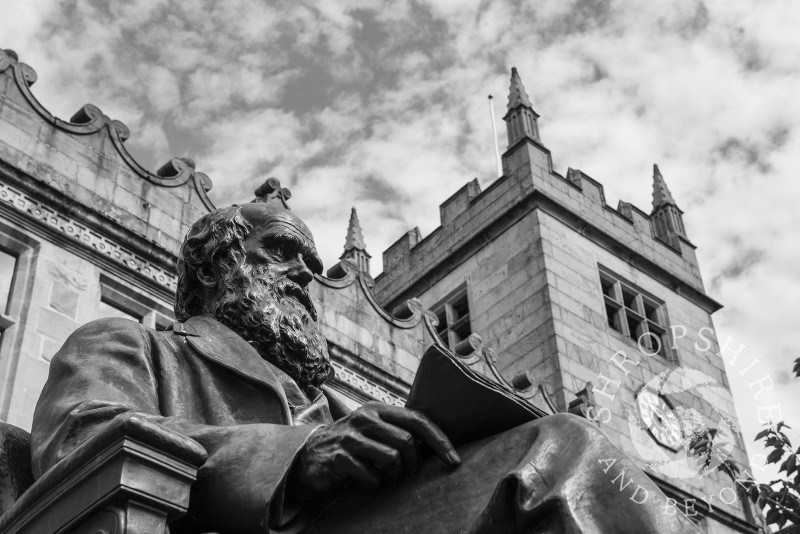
[
  {"left": 622, "top": 288, "right": 637, "bottom": 310},
  {"left": 643, "top": 298, "right": 660, "bottom": 323},
  {"left": 605, "top": 301, "right": 620, "bottom": 331},
  {"left": 431, "top": 287, "right": 471, "bottom": 351},
  {"left": 452, "top": 319, "right": 471, "bottom": 344},
  {"left": 626, "top": 313, "right": 640, "bottom": 342},
  {"left": 600, "top": 277, "right": 616, "bottom": 299},
  {"left": 451, "top": 296, "right": 469, "bottom": 321},
  {"left": 0, "top": 250, "right": 17, "bottom": 313}
]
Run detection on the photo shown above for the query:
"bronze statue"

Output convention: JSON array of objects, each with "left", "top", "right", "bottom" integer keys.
[{"left": 31, "top": 203, "right": 701, "bottom": 533}]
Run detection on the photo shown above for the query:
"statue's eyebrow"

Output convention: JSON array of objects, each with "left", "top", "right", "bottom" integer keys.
[{"left": 262, "top": 232, "right": 323, "bottom": 274}]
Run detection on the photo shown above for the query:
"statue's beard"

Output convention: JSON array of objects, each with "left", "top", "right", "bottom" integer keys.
[{"left": 210, "top": 265, "right": 333, "bottom": 391}]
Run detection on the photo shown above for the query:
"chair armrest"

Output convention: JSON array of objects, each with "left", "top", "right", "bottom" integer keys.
[{"left": 0, "top": 414, "right": 207, "bottom": 534}]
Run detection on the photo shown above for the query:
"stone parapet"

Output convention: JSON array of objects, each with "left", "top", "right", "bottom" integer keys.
[
  {"left": 374, "top": 138, "right": 708, "bottom": 311},
  {"left": 0, "top": 48, "right": 214, "bottom": 263}
]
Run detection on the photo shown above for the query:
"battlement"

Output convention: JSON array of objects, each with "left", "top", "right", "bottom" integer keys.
[
  {"left": 374, "top": 137, "right": 711, "bottom": 313},
  {"left": 0, "top": 48, "right": 214, "bottom": 262}
]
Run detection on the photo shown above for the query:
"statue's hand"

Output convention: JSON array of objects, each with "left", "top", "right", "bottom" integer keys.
[{"left": 286, "top": 402, "right": 460, "bottom": 500}]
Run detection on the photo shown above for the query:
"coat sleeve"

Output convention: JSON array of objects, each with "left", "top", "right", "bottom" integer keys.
[{"left": 31, "top": 318, "right": 318, "bottom": 533}]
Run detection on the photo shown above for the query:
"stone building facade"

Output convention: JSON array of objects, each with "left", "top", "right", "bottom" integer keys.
[{"left": 0, "top": 48, "right": 759, "bottom": 533}]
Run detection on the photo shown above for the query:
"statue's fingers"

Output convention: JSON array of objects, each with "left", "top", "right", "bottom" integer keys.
[
  {"left": 357, "top": 416, "right": 420, "bottom": 472},
  {"left": 333, "top": 451, "right": 381, "bottom": 491},
  {"left": 377, "top": 407, "right": 461, "bottom": 467},
  {"left": 379, "top": 426, "right": 420, "bottom": 472},
  {"left": 351, "top": 436, "right": 404, "bottom": 483}
]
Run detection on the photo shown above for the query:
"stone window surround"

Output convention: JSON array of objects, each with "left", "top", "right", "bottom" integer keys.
[
  {"left": 430, "top": 284, "right": 473, "bottom": 353},
  {"left": 99, "top": 273, "right": 174, "bottom": 331},
  {"left": 598, "top": 265, "right": 677, "bottom": 361},
  {"left": 0, "top": 221, "right": 39, "bottom": 421}
]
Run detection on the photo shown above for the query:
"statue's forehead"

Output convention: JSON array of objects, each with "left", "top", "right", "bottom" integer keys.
[
  {"left": 240, "top": 205, "right": 311, "bottom": 239},
  {"left": 240, "top": 204, "right": 322, "bottom": 272},
  {"left": 257, "top": 210, "right": 313, "bottom": 240}
]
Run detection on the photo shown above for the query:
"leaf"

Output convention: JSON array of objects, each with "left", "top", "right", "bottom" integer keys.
[
  {"left": 786, "top": 455, "right": 798, "bottom": 476},
  {"left": 781, "top": 456, "right": 793, "bottom": 475},
  {"left": 757, "top": 429, "right": 772, "bottom": 440},
  {"left": 769, "top": 449, "right": 786, "bottom": 464},
  {"left": 767, "top": 508, "right": 780, "bottom": 524}
]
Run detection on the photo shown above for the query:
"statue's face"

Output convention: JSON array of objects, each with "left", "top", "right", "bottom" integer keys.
[
  {"left": 211, "top": 204, "right": 331, "bottom": 390},
  {"left": 239, "top": 204, "right": 323, "bottom": 289}
]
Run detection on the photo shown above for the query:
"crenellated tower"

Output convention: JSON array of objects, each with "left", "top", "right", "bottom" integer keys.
[{"left": 373, "top": 67, "right": 757, "bottom": 533}]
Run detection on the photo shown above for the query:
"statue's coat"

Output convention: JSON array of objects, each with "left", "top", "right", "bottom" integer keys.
[{"left": 31, "top": 315, "right": 344, "bottom": 533}]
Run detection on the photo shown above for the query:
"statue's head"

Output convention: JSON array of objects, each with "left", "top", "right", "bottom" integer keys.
[{"left": 175, "top": 204, "right": 331, "bottom": 391}]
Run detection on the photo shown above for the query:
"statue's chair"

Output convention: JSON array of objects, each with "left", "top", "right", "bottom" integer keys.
[{"left": 0, "top": 416, "right": 206, "bottom": 534}]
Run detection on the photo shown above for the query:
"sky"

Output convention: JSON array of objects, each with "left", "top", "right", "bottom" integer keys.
[{"left": 1, "top": 0, "right": 798, "bottom": 482}]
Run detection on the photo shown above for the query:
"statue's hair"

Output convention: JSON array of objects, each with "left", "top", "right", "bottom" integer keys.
[{"left": 175, "top": 205, "right": 252, "bottom": 322}]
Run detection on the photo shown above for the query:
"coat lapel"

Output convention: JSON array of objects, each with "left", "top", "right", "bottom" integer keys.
[{"left": 180, "top": 315, "right": 291, "bottom": 422}]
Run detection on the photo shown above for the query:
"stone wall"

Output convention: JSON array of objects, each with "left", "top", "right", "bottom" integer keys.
[
  {"left": 538, "top": 208, "right": 749, "bottom": 522},
  {"left": 0, "top": 222, "right": 174, "bottom": 429},
  {"left": 413, "top": 210, "right": 561, "bottom": 407}
]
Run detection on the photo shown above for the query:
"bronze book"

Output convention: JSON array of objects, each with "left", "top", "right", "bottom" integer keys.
[{"left": 405, "top": 343, "right": 549, "bottom": 446}]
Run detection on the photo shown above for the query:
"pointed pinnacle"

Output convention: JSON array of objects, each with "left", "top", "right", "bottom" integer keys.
[
  {"left": 343, "top": 207, "right": 367, "bottom": 252},
  {"left": 508, "top": 66, "right": 533, "bottom": 111},
  {"left": 652, "top": 164, "right": 677, "bottom": 209}
]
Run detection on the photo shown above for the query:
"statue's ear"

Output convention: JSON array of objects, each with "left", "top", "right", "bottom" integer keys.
[{"left": 195, "top": 265, "right": 216, "bottom": 288}]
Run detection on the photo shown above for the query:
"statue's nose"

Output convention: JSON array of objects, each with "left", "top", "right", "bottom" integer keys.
[{"left": 288, "top": 253, "right": 314, "bottom": 287}]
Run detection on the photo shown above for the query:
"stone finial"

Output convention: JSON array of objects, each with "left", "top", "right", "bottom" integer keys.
[
  {"left": 252, "top": 177, "right": 292, "bottom": 209},
  {"left": 343, "top": 207, "right": 367, "bottom": 253},
  {"left": 507, "top": 67, "right": 534, "bottom": 111},
  {"left": 650, "top": 164, "right": 687, "bottom": 242},
  {"left": 651, "top": 164, "right": 677, "bottom": 209},
  {"left": 340, "top": 207, "right": 372, "bottom": 277},
  {"left": 503, "top": 67, "right": 541, "bottom": 146}
]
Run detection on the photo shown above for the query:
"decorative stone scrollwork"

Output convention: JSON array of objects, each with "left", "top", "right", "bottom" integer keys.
[
  {"left": 0, "top": 181, "right": 178, "bottom": 292},
  {"left": 252, "top": 177, "right": 292, "bottom": 209},
  {"left": 331, "top": 361, "right": 405, "bottom": 407}
]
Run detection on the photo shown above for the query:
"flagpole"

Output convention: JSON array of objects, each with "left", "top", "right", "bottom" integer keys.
[{"left": 488, "top": 95, "right": 503, "bottom": 177}]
